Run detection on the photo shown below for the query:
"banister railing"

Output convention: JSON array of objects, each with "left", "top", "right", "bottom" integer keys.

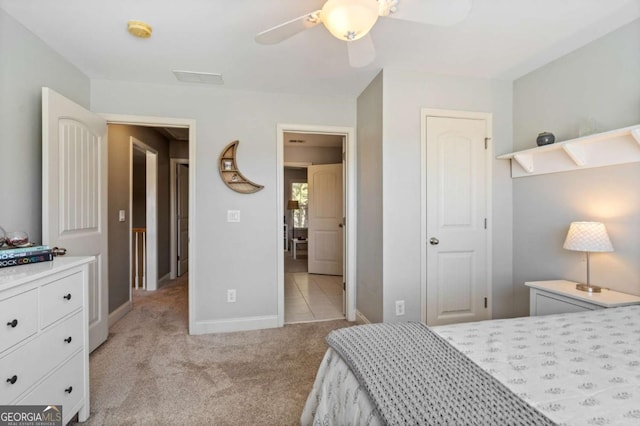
[{"left": 132, "top": 227, "right": 147, "bottom": 290}]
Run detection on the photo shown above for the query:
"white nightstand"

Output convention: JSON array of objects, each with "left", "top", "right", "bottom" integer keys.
[{"left": 525, "top": 280, "right": 640, "bottom": 316}]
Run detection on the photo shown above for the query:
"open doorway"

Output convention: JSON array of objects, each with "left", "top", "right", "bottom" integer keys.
[
  {"left": 283, "top": 136, "right": 344, "bottom": 323},
  {"left": 277, "top": 124, "right": 357, "bottom": 326},
  {"left": 104, "top": 115, "right": 195, "bottom": 334}
]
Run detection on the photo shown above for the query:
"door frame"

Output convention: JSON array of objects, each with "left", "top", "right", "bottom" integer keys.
[
  {"left": 101, "top": 113, "right": 197, "bottom": 334},
  {"left": 130, "top": 138, "right": 158, "bottom": 292},
  {"left": 420, "top": 108, "right": 493, "bottom": 323},
  {"left": 277, "top": 124, "right": 357, "bottom": 325},
  {"left": 170, "top": 158, "right": 189, "bottom": 279}
]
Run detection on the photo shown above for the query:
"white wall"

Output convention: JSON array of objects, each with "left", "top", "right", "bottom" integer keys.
[
  {"left": 512, "top": 19, "right": 640, "bottom": 316},
  {"left": 382, "top": 69, "right": 514, "bottom": 321},
  {"left": 356, "top": 71, "right": 384, "bottom": 323},
  {"left": 514, "top": 19, "right": 640, "bottom": 150},
  {"left": 0, "top": 9, "right": 90, "bottom": 240},
  {"left": 91, "top": 79, "right": 355, "bottom": 331}
]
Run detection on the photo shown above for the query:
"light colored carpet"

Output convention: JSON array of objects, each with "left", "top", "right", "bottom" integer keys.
[{"left": 76, "top": 275, "right": 352, "bottom": 425}]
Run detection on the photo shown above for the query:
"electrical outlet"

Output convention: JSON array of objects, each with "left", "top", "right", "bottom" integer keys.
[
  {"left": 227, "top": 289, "right": 236, "bottom": 303},
  {"left": 395, "top": 300, "right": 405, "bottom": 316}
]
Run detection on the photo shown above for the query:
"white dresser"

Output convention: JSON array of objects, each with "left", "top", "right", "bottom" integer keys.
[
  {"left": 526, "top": 280, "right": 640, "bottom": 316},
  {"left": 0, "top": 257, "right": 93, "bottom": 424}
]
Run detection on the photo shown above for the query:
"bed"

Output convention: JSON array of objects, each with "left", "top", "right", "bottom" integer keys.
[{"left": 302, "top": 305, "right": 640, "bottom": 425}]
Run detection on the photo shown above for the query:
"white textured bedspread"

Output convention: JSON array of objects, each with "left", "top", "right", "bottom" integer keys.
[{"left": 302, "top": 306, "right": 640, "bottom": 425}]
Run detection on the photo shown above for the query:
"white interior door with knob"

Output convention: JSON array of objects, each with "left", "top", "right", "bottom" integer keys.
[
  {"left": 42, "top": 87, "right": 109, "bottom": 352},
  {"left": 425, "top": 115, "right": 489, "bottom": 326},
  {"left": 308, "top": 163, "right": 343, "bottom": 276}
]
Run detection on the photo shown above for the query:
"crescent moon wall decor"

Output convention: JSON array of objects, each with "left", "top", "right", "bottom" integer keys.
[{"left": 218, "top": 140, "right": 264, "bottom": 194}]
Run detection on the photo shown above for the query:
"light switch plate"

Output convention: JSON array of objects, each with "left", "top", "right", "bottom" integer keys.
[
  {"left": 118, "top": 210, "right": 126, "bottom": 222},
  {"left": 227, "top": 210, "right": 240, "bottom": 222}
]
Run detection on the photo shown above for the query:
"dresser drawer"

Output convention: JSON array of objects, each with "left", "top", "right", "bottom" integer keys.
[
  {"left": 534, "top": 292, "right": 595, "bottom": 316},
  {"left": 0, "top": 311, "right": 83, "bottom": 403},
  {"left": 18, "top": 351, "right": 84, "bottom": 419},
  {"left": 0, "top": 289, "right": 38, "bottom": 353},
  {"left": 40, "top": 271, "right": 83, "bottom": 327}
]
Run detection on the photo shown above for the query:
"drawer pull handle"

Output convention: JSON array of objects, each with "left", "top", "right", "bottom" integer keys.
[
  {"left": 6, "top": 375, "right": 17, "bottom": 385},
  {"left": 6, "top": 319, "right": 18, "bottom": 328},
  {"left": 64, "top": 336, "right": 72, "bottom": 343},
  {"left": 65, "top": 386, "right": 73, "bottom": 394},
  {"left": 63, "top": 293, "right": 72, "bottom": 301}
]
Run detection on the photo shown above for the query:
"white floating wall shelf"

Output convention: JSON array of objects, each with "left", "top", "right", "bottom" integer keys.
[{"left": 498, "top": 124, "right": 640, "bottom": 178}]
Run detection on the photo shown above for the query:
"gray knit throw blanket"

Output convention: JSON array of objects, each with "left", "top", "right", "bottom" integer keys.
[{"left": 326, "top": 322, "right": 556, "bottom": 426}]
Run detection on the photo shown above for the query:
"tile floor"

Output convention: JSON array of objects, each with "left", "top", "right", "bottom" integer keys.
[{"left": 284, "top": 251, "right": 344, "bottom": 323}]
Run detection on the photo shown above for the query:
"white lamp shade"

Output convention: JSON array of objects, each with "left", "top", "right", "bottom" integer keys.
[
  {"left": 563, "top": 222, "right": 613, "bottom": 252},
  {"left": 322, "top": 0, "right": 379, "bottom": 41}
]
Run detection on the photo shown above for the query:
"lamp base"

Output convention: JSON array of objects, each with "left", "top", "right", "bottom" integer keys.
[{"left": 576, "top": 283, "right": 602, "bottom": 293}]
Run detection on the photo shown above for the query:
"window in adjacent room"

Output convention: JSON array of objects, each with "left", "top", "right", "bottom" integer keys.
[{"left": 291, "top": 182, "right": 308, "bottom": 229}]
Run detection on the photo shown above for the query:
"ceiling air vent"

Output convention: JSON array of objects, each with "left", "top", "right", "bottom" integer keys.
[{"left": 173, "top": 70, "right": 224, "bottom": 85}]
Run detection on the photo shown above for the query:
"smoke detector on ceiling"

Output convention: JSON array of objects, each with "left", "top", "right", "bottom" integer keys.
[
  {"left": 127, "top": 20, "right": 152, "bottom": 39},
  {"left": 173, "top": 70, "right": 224, "bottom": 85}
]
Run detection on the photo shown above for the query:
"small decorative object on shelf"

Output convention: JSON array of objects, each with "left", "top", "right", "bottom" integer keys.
[
  {"left": 5, "top": 230, "right": 30, "bottom": 247},
  {"left": 218, "top": 140, "right": 264, "bottom": 194},
  {"left": 536, "top": 131, "right": 555, "bottom": 146}
]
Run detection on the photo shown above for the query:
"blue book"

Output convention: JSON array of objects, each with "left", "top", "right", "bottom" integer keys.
[{"left": 0, "top": 246, "right": 51, "bottom": 259}]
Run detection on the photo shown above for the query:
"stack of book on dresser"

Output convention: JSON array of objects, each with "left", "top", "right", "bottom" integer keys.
[{"left": 0, "top": 245, "right": 53, "bottom": 268}]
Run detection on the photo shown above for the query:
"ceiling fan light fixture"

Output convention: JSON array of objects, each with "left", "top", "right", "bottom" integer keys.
[{"left": 321, "top": 0, "right": 379, "bottom": 41}]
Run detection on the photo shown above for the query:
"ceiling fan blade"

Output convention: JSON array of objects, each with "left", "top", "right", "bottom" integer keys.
[
  {"left": 255, "top": 11, "right": 322, "bottom": 45},
  {"left": 388, "top": 0, "right": 472, "bottom": 26},
  {"left": 347, "top": 33, "right": 376, "bottom": 68}
]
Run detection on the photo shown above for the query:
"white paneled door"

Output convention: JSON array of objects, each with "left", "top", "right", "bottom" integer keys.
[
  {"left": 426, "top": 116, "right": 489, "bottom": 326},
  {"left": 308, "top": 164, "right": 344, "bottom": 276},
  {"left": 42, "top": 87, "right": 109, "bottom": 352}
]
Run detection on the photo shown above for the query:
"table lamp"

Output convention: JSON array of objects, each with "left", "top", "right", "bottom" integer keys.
[{"left": 563, "top": 221, "right": 613, "bottom": 293}]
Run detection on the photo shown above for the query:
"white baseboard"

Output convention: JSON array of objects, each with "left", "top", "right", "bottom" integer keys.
[
  {"left": 109, "top": 301, "right": 132, "bottom": 327},
  {"left": 190, "top": 315, "right": 279, "bottom": 335},
  {"left": 356, "top": 310, "right": 371, "bottom": 324}
]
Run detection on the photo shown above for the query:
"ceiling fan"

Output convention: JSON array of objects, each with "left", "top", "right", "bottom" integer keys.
[{"left": 255, "top": 0, "right": 472, "bottom": 68}]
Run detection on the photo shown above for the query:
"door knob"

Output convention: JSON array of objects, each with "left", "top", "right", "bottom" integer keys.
[
  {"left": 429, "top": 237, "right": 439, "bottom": 245},
  {"left": 52, "top": 247, "right": 67, "bottom": 256}
]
